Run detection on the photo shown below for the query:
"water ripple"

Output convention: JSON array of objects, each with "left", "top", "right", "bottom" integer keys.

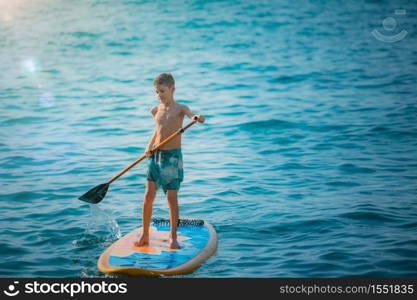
[{"left": 1, "top": 0, "right": 416, "bottom": 278}]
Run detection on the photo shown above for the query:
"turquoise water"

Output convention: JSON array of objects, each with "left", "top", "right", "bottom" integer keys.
[{"left": 1, "top": 0, "right": 417, "bottom": 277}]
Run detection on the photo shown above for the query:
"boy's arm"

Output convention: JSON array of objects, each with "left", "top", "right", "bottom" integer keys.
[
  {"left": 145, "top": 106, "right": 158, "bottom": 156},
  {"left": 182, "top": 104, "right": 205, "bottom": 123},
  {"left": 145, "top": 131, "right": 156, "bottom": 153}
]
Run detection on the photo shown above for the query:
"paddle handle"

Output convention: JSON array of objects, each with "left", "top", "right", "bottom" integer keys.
[{"left": 107, "top": 119, "right": 198, "bottom": 184}]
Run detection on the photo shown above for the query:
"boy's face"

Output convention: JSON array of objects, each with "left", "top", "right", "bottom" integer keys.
[{"left": 154, "top": 84, "right": 174, "bottom": 104}]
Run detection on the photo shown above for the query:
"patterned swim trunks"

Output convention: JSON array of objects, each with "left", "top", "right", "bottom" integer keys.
[{"left": 146, "top": 148, "right": 184, "bottom": 193}]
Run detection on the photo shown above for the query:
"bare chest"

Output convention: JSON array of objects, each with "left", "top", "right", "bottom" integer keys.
[{"left": 155, "top": 106, "right": 183, "bottom": 126}]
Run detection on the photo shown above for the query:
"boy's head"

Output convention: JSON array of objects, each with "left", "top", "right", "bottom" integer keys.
[
  {"left": 153, "top": 73, "right": 175, "bottom": 104},
  {"left": 153, "top": 73, "right": 175, "bottom": 88}
]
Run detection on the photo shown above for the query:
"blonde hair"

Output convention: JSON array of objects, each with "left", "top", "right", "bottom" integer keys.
[{"left": 153, "top": 73, "right": 175, "bottom": 87}]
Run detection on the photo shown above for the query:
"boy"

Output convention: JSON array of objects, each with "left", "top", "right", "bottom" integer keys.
[{"left": 135, "top": 73, "right": 205, "bottom": 249}]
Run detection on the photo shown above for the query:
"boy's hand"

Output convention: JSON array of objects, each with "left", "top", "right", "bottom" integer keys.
[
  {"left": 145, "top": 148, "right": 153, "bottom": 157},
  {"left": 193, "top": 114, "right": 205, "bottom": 123}
]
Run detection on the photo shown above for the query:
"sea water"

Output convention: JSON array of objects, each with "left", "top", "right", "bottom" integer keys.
[{"left": 1, "top": 0, "right": 417, "bottom": 277}]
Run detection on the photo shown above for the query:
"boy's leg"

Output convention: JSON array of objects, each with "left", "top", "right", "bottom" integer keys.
[
  {"left": 166, "top": 189, "right": 180, "bottom": 249},
  {"left": 135, "top": 180, "right": 157, "bottom": 246}
]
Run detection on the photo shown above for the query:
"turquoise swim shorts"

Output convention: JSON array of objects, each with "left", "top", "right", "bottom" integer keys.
[{"left": 146, "top": 148, "right": 184, "bottom": 193}]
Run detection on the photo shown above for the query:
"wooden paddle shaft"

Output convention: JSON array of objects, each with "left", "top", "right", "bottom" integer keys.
[{"left": 107, "top": 119, "right": 198, "bottom": 184}]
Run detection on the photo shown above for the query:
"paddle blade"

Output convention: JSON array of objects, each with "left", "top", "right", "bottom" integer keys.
[{"left": 78, "top": 183, "right": 109, "bottom": 204}]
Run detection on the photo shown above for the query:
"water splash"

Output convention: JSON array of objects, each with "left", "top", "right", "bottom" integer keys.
[
  {"left": 86, "top": 204, "right": 121, "bottom": 240},
  {"left": 72, "top": 204, "right": 121, "bottom": 277},
  {"left": 73, "top": 204, "right": 121, "bottom": 248}
]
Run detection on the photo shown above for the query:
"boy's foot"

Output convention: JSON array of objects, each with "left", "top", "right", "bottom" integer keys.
[
  {"left": 169, "top": 239, "right": 181, "bottom": 249},
  {"left": 134, "top": 234, "right": 149, "bottom": 247}
]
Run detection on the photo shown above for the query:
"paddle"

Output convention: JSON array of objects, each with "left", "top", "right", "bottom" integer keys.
[{"left": 78, "top": 117, "right": 199, "bottom": 204}]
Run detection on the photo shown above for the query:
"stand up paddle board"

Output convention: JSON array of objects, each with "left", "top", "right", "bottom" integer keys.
[{"left": 97, "top": 218, "right": 217, "bottom": 276}]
